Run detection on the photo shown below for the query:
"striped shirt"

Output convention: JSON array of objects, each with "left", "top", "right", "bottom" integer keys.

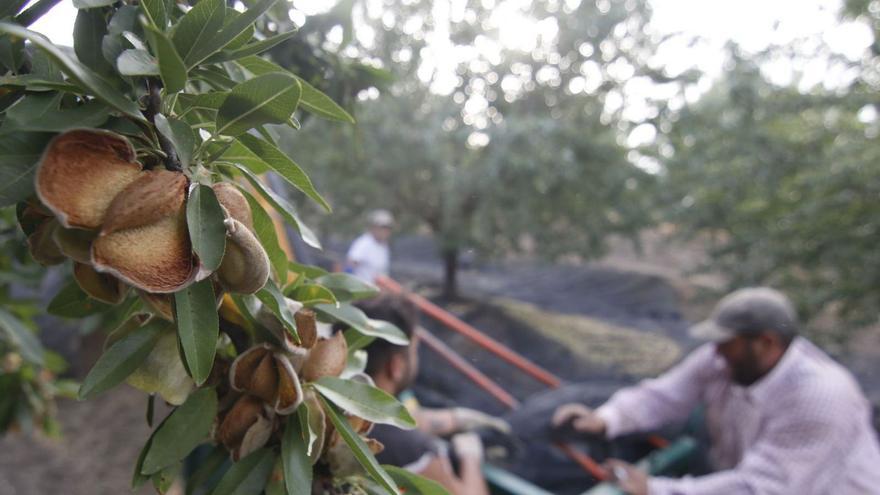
[{"left": 596, "top": 338, "right": 880, "bottom": 494}]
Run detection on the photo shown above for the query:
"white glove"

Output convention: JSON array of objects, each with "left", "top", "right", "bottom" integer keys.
[
  {"left": 451, "top": 432, "right": 484, "bottom": 462},
  {"left": 452, "top": 407, "right": 511, "bottom": 434}
]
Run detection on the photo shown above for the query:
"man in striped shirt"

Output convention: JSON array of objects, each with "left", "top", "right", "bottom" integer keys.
[{"left": 553, "top": 287, "right": 880, "bottom": 494}]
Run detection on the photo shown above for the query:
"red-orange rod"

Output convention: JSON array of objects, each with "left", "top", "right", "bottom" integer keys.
[
  {"left": 376, "top": 276, "right": 562, "bottom": 389},
  {"left": 416, "top": 327, "right": 520, "bottom": 409}
]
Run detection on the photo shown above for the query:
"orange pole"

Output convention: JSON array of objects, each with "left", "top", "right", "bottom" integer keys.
[
  {"left": 417, "top": 328, "right": 520, "bottom": 409},
  {"left": 376, "top": 275, "right": 562, "bottom": 389}
]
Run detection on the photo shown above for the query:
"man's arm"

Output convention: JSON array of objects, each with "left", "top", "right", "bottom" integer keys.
[
  {"left": 571, "top": 344, "right": 716, "bottom": 438},
  {"left": 416, "top": 434, "right": 490, "bottom": 495}
]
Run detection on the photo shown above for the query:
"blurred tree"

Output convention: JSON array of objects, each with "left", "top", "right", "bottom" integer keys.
[
  {"left": 279, "top": 0, "right": 661, "bottom": 297},
  {"left": 653, "top": 48, "right": 879, "bottom": 335}
]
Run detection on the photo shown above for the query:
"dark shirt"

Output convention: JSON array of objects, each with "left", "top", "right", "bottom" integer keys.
[{"left": 371, "top": 423, "right": 442, "bottom": 470}]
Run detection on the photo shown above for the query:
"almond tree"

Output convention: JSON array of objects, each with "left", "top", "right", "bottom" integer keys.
[{"left": 0, "top": 1, "right": 442, "bottom": 493}]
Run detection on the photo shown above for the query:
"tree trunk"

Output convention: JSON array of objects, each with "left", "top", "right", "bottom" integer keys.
[{"left": 442, "top": 247, "right": 459, "bottom": 300}]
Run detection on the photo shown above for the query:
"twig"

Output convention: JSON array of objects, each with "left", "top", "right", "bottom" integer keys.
[{"left": 144, "top": 78, "right": 182, "bottom": 172}]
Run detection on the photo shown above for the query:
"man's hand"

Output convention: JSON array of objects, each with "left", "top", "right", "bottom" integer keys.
[
  {"left": 551, "top": 402, "right": 607, "bottom": 435},
  {"left": 603, "top": 459, "right": 648, "bottom": 495},
  {"left": 451, "top": 432, "right": 484, "bottom": 462},
  {"left": 452, "top": 407, "right": 511, "bottom": 434}
]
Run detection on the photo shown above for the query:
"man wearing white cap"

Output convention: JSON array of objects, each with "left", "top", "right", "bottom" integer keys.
[
  {"left": 552, "top": 287, "right": 880, "bottom": 494},
  {"left": 346, "top": 209, "right": 394, "bottom": 283}
]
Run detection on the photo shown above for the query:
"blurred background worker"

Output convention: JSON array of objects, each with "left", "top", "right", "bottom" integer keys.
[
  {"left": 552, "top": 287, "right": 880, "bottom": 495},
  {"left": 345, "top": 209, "right": 394, "bottom": 283},
  {"left": 359, "top": 294, "right": 509, "bottom": 495}
]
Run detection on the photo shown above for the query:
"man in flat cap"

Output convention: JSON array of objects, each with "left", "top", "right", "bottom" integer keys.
[{"left": 552, "top": 287, "right": 880, "bottom": 494}]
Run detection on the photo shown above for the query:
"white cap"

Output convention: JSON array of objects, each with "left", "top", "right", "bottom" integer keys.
[{"left": 368, "top": 209, "right": 394, "bottom": 227}]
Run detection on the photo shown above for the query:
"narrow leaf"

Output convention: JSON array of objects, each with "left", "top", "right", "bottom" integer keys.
[
  {"left": 297, "top": 77, "right": 355, "bottom": 123},
  {"left": 193, "top": 0, "right": 278, "bottom": 67},
  {"left": 73, "top": 0, "right": 115, "bottom": 7},
  {"left": 314, "top": 376, "right": 416, "bottom": 430},
  {"left": 145, "top": 24, "right": 187, "bottom": 93},
  {"left": 172, "top": 0, "right": 225, "bottom": 68},
  {"left": 78, "top": 319, "right": 165, "bottom": 399},
  {"left": 2, "top": 94, "right": 109, "bottom": 134},
  {"left": 73, "top": 8, "right": 113, "bottom": 75},
  {"left": 0, "top": 23, "right": 144, "bottom": 119},
  {"left": 216, "top": 72, "right": 301, "bottom": 136},
  {"left": 289, "top": 283, "right": 336, "bottom": 307},
  {"left": 230, "top": 164, "right": 321, "bottom": 249},
  {"left": 282, "top": 415, "right": 312, "bottom": 495},
  {"left": 117, "top": 48, "right": 159, "bottom": 76},
  {"left": 383, "top": 465, "right": 450, "bottom": 495},
  {"left": 186, "top": 185, "right": 227, "bottom": 271},
  {"left": 155, "top": 114, "right": 195, "bottom": 168},
  {"left": 0, "top": 308, "right": 44, "bottom": 365},
  {"left": 140, "top": 0, "right": 168, "bottom": 29},
  {"left": 142, "top": 388, "right": 218, "bottom": 474},
  {"left": 47, "top": 281, "right": 111, "bottom": 317},
  {"left": 211, "top": 448, "right": 275, "bottom": 495},
  {"left": 314, "top": 273, "right": 379, "bottom": 301},
  {"left": 174, "top": 278, "right": 219, "bottom": 385},
  {"left": 255, "top": 279, "right": 298, "bottom": 341},
  {"left": 212, "top": 139, "right": 269, "bottom": 173},
  {"left": 314, "top": 303, "right": 408, "bottom": 345},
  {"left": 319, "top": 397, "right": 399, "bottom": 495},
  {"left": 241, "top": 189, "right": 287, "bottom": 283},
  {"left": 206, "top": 30, "right": 296, "bottom": 64},
  {"left": 237, "top": 134, "right": 330, "bottom": 212}
]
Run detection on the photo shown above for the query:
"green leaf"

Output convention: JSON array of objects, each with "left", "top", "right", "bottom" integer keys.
[
  {"left": 186, "top": 185, "right": 227, "bottom": 272},
  {"left": 108, "top": 5, "right": 139, "bottom": 34},
  {"left": 315, "top": 303, "right": 408, "bottom": 345},
  {"left": 73, "top": 8, "right": 113, "bottom": 75},
  {"left": 192, "top": 0, "right": 278, "bottom": 67},
  {"left": 237, "top": 134, "right": 330, "bottom": 212},
  {"left": 142, "top": 387, "right": 218, "bottom": 475},
  {"left": 0, "top": 0, "right": 28, "bottom": 18},
  {"left": 185, "top": 446, "right": 228, "bottom": 495},
  {"left": 289, "top": 283, "right": 336, "bottom": 306},
  {"left": 174, "top": 278, "right": 219, "bottom": 386},
  {"left": 235, "top": 56, "right": 353, "bottom": 123},
  {"left": 382, "top": 466, "right": 450, "bottom": 495},
  {"left": 78, "top": 319, "right": 165, "bottom": 399},
  {"left": 0, "top": 23, "right": 145, "bottom": 120},
  {"left": 2, "top": 94, "right": 109, "bottom": 134},
  {"left": 73, "top": 0, "right": 116, "bottom": 7},
  {"left": 229, "top": 164, "right": 321, "bottom": 249},
  {"left": 15, "top": 0, "right": 63, "bottom": 27},
  {"left": 0, "top": 132, "right": 53, "bottom": 207},
  {"left": 144, "top": 24, "right": 187, "bottom": 93},
  {"left": 117, "top": 48, "right": 159, "bottom": 76},
  {"left": 151, "top": 462, "right": 180, "bottom": 493},
  {"left": 314, "top": 376, "right": 416, "bottom": 430},
  {"left": 289, "top": 262, "right": 329, "bottom": 280},
  {"left": 0, "top": 35, "right": 24, "bottom": 72},
  {"left": 282, "top": 415, "right": 312, "bottom": 495},
  {"left": 155, "top": 114, "right": 195, "bottom": 168},
  {"left": 140, "top": 0, "right": 168, "bottom": 29},
  {"left": 172, "top": 0, "right": 225, "bottom": 68},
  {"left": 298, "top": 399, "right": 322, "bottom": 464},
  {"left": 319, "top": 396, "right": 399, "bottom": 495},
  {"left": 255, "top": 279, "right": 299, "bottom": 341},
  {"left": 132, "top": 432, "right": 155, "bottom": 489},
  {"left": 211, "top": 448, "right": 275, "bottom": 495},
  {"left": 314, "top": 273, "right": 380, "bottom": 301},
  {"left": 216, "top": 72, "right": 301, "bottom": 136},
  {"left": 0, "top": 75, "right": 77, "bottom": 93},
  {"left": 241, "top": 189, "right": 287, "bottom": 283},
  {"left": 206, "top": 30, "right": 296, "bottom": 64},
  {"left": 0, "top": 308, "right": 44, "bottom": 365},
  {"left": 212, "top": 138, "right": 269, "bottom": 173},
  {"left": 47, "top": 281, "right": 111, "bottom": 317},
  {"left": 298, "top": 77, "right": 355, "bottom": 123}
]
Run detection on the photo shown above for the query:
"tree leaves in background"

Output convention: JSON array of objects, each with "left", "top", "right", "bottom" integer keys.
[
  {"left": 216, "top": 72, "right": 301, "bottom": 136},
  {"left": 0, "top": 23, "right": 144, "bottom": 120},
  {"left": 186, "top": 185, "right": 227, "bottom": 271},
  {"left": 174, "top": 278, "right": 219, "bottom": 386},
  {"left": 141, "top": 387, "right": 217, "bottom": 475},
  {"left": 0, "top": 307, "right": 44, "bottom": 365},
  {"left": 0, "top": 132, "right": 53, "bottom": 207},
  {"left": 319, "top": 397, "right": 399, "bottom": 495},
  {"left": 282, "top": 415, "right": 312, "bottom": 495},
  {"left": 237, "top": 134, "right": 330, "bottom": 212},
  {"left": 314, "top": 376, "right": 416, "bottom": 429},
  {"left": 78, "top": 319, "right": 165, "bottom": 399},
  {"left": 211, "top": 448, "right": 275, "bottom": 495}
]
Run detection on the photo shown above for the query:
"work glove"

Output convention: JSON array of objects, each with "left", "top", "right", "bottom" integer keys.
[{"left": 452, "top": 407, "right": 511, "bottom": 434}]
